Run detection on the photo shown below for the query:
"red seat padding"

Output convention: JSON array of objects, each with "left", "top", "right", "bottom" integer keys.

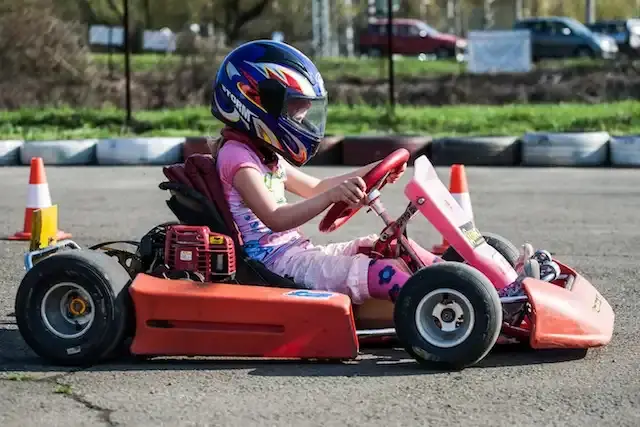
[
  {"left": 184, "top": 159, "right": 216, "bottom": 203},
  {"left": 163, "top": 154, "right": 244, "bottom": 246},
  {"left": 162, "top": 163, "right": 190, "bottom": 186}
]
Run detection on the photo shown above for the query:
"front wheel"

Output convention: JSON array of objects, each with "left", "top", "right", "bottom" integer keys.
[
  {"left": 394, "top": 262, "right": 502, "bottom": 370},
  {"left": 441, "top": 232, "right": 520, "bottom": 267}
]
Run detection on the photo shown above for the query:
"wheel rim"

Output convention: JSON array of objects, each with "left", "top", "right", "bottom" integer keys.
[
  {"left": 414, "top": 288, "right": 475, "bottom": 348},
  {"left": 40, "top": 282, "right": 95, "bottom": 339}
]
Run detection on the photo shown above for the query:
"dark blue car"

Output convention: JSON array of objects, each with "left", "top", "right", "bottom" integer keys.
[
  {"left": 513, "top": 16, "right": 618, "bottom": 61},
  {"left": 588, "top": 19, "right": 640, "bottom": 58}
]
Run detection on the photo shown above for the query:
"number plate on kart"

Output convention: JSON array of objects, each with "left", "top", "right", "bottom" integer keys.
[{"left": 459, "top": 221, "right": 485, "bottom": 249}]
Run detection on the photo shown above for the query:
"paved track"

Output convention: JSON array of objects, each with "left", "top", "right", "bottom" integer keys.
[{"left": 0, "top": 165, "right": 638, "bottom": 427}]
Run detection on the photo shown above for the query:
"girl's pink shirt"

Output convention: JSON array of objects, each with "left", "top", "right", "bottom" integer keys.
[{"left": 216, "top": 140, "right": 310, "bottom": 266}]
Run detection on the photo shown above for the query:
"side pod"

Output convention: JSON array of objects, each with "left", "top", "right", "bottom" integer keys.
[{"left": 128, "top": 274, "right": 359, "bottom": 359}]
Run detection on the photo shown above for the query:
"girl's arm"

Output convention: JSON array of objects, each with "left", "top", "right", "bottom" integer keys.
[
  {"left": 233, "top": 167, "right": 367, "bottom": 232},
  {"left": 283, "top": 160, "right": 379, "bottom": 199}
]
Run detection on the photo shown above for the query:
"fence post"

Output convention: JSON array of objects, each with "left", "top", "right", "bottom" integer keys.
[
  {"left": 386, "top": 0, "right": 395, "bottom": 114},
  {"left": 123, "top": 0, "right": 132, "bottom": 127},
  {"left": 585, "top": 0, "right": 596, "bottom": 24}
]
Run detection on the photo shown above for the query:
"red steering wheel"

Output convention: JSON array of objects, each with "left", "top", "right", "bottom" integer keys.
[{"left": 318, "top": 148, "right": 411, "bottom": 233}]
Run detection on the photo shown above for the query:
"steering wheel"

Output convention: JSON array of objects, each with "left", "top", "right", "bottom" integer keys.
[{"left": 318, "top": 148, "right": 411, "bottom": 233}]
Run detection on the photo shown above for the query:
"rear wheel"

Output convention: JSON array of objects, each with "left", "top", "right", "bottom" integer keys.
[
  {"left": 394, "top": 262, "right": 502, "bottom": 370},
  {"left": 575, "top": 47, "right": 594, "bottom": 58},
  {"left": 435, "top": 47, "right": 452, "bottom": 59},
  {"left": 15, "top": 250, "right": 132, "bottom": 366},
  {"left": 441, "top": 232, "right": 520, "bottom": 267}
]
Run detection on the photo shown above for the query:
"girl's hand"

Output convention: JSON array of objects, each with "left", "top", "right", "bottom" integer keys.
[
  {"left": 387, "top": 162, "right": 407, "bottom": 184},
  {"left": 328, "top": 177, "right": 367, "bottom": 205}
]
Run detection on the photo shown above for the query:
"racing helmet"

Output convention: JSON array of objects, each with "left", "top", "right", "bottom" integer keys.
[{"left": 211, "top": 40, "right": 328, "bottom": 166}]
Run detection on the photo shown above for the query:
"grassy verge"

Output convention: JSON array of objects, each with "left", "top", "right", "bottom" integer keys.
[
  {"left": 1, "top": 101, "right": 639, "bottom": 141},
  {"left": 91, "top": 53, "right": 612, "bottom": 80}
]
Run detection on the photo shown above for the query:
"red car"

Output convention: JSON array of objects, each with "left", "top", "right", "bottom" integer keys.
[{"left": 358, "top": 18, "right": 467, "bottom": 58}]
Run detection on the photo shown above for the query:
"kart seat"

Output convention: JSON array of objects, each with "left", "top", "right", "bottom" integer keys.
[{"left": 159, "top": 153, "right": 310, "bottom": 290}]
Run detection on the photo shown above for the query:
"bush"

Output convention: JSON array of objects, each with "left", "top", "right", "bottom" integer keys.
[{"left": 0, "top": 0, "right": 97, "bottom": 108}]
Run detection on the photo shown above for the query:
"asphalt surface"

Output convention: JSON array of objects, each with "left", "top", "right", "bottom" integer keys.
[{"left": 0, "top": 164, "right": 638, "bottom": 427}]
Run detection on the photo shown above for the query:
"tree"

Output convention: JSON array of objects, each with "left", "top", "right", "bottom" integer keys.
[{"left": 211, "top": 0, "right": 272, "bottom": 44}]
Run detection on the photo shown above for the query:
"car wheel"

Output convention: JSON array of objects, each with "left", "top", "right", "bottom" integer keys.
[
  {"left": 441, "top": 232, "right": 520, "bottom": 267},
  {"left": 435, "top": 48, "right": 451, "bottom": 59},
  {"left": 575, "top": 47, "right": 594, "bottom": 58},
  {"left": 14, "top": 250, "right": 132, "bottom": 366},
  {"left": 394, "top": 262, "right": 502, "bottom": 370}
]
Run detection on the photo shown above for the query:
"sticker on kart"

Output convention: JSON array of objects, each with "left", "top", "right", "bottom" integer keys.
[
  {"left": 284, "top": 290, "right": 337, "bottom": 299},
  {"left": 459, "top": 221, "right": 486, "bottom": 249}
]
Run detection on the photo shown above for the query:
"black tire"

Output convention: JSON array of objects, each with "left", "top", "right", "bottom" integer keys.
[
  {"left": 575, "top": 47, "right": 594, "bottom": 58},
  {"left": 435, "top": 47, "right": 451, "bottom": 59},
  {"left": 441, "top": 232, "right": 519, "bottom": 267},
  {"left": 431, "top": 136, "right": 521, "bottom": 167},
  {"left": 14, "top": 250, "right": 132, "bottom": 367},
  {"left": 394, "top": 262, "right": 502, "bottom": 370}
]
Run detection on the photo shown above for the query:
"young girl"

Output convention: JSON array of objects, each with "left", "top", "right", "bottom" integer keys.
[{"left": 209, "top": 40, "right": 554, "bottom": 303}]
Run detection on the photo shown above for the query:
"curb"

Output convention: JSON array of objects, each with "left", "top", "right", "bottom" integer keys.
[
  {"left": 2, "top": 132, "right": 640, "bottom": 167},
  {"left": 521, "top": 131, "right": 610, "bottom": 167}
]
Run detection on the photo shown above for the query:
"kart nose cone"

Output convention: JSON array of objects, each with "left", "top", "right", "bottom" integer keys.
[{"left": 522, "top": 264, "right": 614, "bottom": 349}]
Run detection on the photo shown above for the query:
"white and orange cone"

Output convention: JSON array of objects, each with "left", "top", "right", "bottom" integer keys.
[
  {"left": 449, "top": 164, "right": 474, "bottom": 220},
  {"left": 5, "top": 157, "right": 71, "bottom": 241},
  {"left": 431, "top": 164, "right": 474, "bottom": 255}
]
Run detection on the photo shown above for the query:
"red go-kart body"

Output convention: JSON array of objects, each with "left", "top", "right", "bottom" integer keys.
[{"left": 129, "top": 275, "right": 360, "bottom": 359}]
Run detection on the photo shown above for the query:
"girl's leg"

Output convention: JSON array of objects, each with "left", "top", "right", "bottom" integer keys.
[
  {"left": 315, "top": 234, "right": 442, "bottom": 301},
  {"left": 269, "top": 245, "right": 373, "bottom": 304},
  {"left": 366, "top": 258, "right": 413, "bottom": 302},
  {"left": 268, "top": 235, "right": 444, "bottom": 304},
  {"left": 348, "top": 234, "right": 443, "bottom": 267}
]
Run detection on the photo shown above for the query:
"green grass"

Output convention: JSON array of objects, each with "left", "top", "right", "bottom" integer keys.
[
  {"left": 90, "top": 53, "right": 609, "bottom": 80},
  {"left": 53, "top": 384, "right": 72, "bottom": 395},
  {"left": 2, "top": 101, "right": 639, "bottom": 141}
]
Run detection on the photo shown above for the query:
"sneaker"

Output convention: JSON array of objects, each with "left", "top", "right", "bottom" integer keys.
[
  {"left": 532, "top": 249, "right": 552, "bottom": 265},
  {"left": 540, "top": 260, "right": 561, "bottom": 282},
  {"left": 499, "top": 257, "right": 540, "bottom": 297},
  {"left": 532, "top": 249, "right": 561, "bottom": 282},
  {"left": 514, "top": 243, "right": 535, "bottom": 276},
  {"left": 516, "top": 244, "right": 560, "bottom": 282},
  {"left": 522, "top": 258, "right": 541, "bottom": 280}
]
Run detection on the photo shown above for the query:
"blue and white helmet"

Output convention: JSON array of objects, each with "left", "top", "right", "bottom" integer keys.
[{"left": 211, "top": 40, "right": 328, "bottom": 166}]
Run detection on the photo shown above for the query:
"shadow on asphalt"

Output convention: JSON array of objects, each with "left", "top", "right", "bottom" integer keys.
[{"left": 1, "top": 325, "right": 588, "bottom": 378}]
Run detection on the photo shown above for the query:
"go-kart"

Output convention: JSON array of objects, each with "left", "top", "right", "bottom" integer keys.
[{"left": 13, "top": 149, "right": 615, "bottom": 369}]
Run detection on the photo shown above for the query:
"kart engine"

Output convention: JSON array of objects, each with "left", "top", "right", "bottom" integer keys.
[
  {"left": 138, "top": 223, "right": 236, "bottom": 282},
  {"left": 164, "top": 225, "right": 236, "bottom": 282}
]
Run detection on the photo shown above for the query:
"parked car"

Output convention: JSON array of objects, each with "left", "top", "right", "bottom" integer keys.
[
  {"left": 513, "top": 16, "right": 618, "bottom": 61},
  {"left": 357, "top": 18, "right": 466, "bottom": 59},
  {"left": 587, "top": 19, "right": 640, "bottom": 58}
]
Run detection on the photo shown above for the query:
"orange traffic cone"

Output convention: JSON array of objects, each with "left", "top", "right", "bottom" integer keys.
[
  {"left": 6, "top": 157, "right": 71, "bottom": 241},
  {"left": 431, "top": 164, "right": 474, "bottom": 255}
]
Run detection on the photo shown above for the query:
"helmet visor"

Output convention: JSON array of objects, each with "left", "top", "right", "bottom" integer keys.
[{"left": 282, "top": 95, "right": 327, "bottom": 137}]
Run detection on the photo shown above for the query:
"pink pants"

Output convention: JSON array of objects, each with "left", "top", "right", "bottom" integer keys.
[{"left": 268, "top": 234, "right": 438, "bottom": 304}]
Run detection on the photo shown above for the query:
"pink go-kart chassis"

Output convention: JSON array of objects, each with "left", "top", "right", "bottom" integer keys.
[{"left": 317, "top": 148, "right": 615, "bottom": 369}]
